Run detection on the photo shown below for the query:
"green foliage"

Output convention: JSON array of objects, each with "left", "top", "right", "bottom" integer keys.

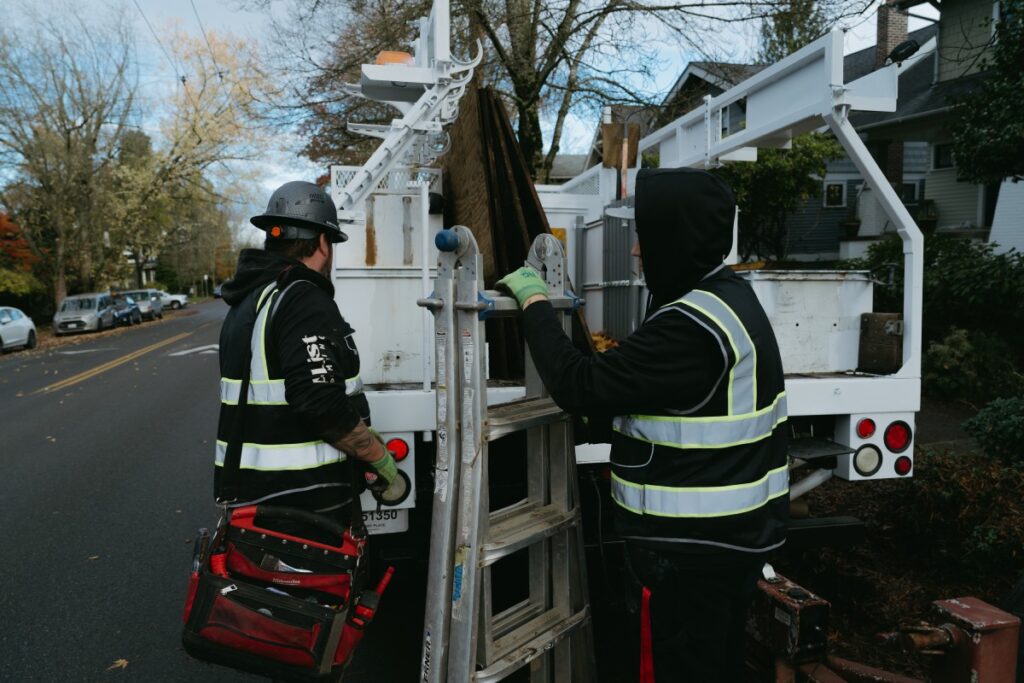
[
  {"left": 758, "top": 0, "right": 829, "bottom": 62},
  {"left": 924, "top": 328, "right": 1024, "bottom": 404},
  {"left": 894, "top": 450, "right": 1024, "bottom": 578},
  {"left": 964, "top": 397, "right": 1024, "bottom": 467},
  {"left": 713, "top": 132, "right": 843, "bottom": 260},
  {"left": 843, "top": 234, "right": 1024, "bottom": 349},
  {"left": 0, "top": 268, "right": 41, "bottom": 296},
  {"left": 949, "top": 0, "right": 1024, "bottom": 183}
]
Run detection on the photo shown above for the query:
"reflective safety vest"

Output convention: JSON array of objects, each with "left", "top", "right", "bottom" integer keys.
[
  {"left": 215, "top": 281, "right": 364, "bottom": 508},
  {"left": 610, "top": 284, "right": 789, "bottom": 552}
]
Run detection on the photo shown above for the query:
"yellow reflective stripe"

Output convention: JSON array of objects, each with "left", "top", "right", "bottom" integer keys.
[
  {"left": 214, "top": 439, "right": 347, "bottom": 471},
  {"left": 686, "top": 289, "right": 757, "bottom": 408},
  {"left": 612, "top": 392, "right": 787, "bottom": 449},
  {"left": 611, "top": 464, "right": 789, "bottom": 518},
  {"left": 678, "top": 298, "right": 739, "bottom": 414},
  {"left": 220, "top": 378, "right": 288, "bottom": 405}
]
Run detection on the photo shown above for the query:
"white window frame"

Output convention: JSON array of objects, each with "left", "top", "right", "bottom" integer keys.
[{"left": 822, "top": 180, "right": 847, "bottom": 208}]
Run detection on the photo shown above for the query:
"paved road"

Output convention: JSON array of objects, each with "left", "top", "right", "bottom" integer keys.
[{"left": 0, "top": 303, "right": 425, "bottom": 682}]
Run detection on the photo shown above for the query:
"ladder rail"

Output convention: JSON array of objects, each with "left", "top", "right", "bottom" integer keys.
[
  {"left": 418, "top": 244, "right": 462, "bottom": 682},
  {"left": 425, "top": 226, "right": 595, "bottom": 682}
]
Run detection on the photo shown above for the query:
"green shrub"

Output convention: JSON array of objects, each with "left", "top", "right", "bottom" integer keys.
[
  {"left": 963, "top": 396, "right": 1024, "bottom": 466},
  {"left": 923, "top": 328, "right": 1024, "bottom": 404},
  {"left": 842, "top": 234, "right": 1024, "bottom": 356}
]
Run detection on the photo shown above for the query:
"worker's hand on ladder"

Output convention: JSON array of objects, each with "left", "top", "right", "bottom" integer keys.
[{"left": 497, "top": 266, "right": 549, "bottom": 308}]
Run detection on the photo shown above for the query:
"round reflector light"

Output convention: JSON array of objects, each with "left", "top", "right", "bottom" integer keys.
[
  {"left": 884, "top": 421, "right": 912, "bottom": 453},
  {"left": 894, "top": 455, "right": 912, "bottom": 476},
  {"left": 853, "top": 445, "right": 883, "bottom": 477},
  {"left": 386, "top": 438, "right": 410, "bottom": 462},
  {"left": 856, "top": 418, "right": 876, "bottom": 439}
]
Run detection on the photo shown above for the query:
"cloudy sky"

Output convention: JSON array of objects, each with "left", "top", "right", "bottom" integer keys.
[{"left": 15, "top": 0, "right": 938, "bottom": 243}]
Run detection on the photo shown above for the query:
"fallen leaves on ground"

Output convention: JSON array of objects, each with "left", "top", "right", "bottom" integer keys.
[{"left": 106, "top": 659, "right": 128, "bottom": 671}]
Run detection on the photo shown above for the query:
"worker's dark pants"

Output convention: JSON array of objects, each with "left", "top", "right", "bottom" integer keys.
[{"left": 624, "top": 541, "right": 764, "bottom": 683}]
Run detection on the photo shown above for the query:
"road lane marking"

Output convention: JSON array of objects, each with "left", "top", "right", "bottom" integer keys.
[
  {"left": 56, "top": 348, "right": 116, "bottom": 356},
  {"left": 168, "top": 344, "right": 219, "bottom": 356},
  {"left": 35, "top": 332, "right": 193, "bottom": 394}
]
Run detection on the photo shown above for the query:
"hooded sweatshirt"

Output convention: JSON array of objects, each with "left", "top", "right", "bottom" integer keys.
[
  {"left": 521, "top": 168, "right": 787, "bottom": 554},
  {"left": 216, "top": 248, "right": 370, "bottom": 509}
]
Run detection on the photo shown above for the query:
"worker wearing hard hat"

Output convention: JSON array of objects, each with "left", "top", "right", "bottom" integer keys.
[
  {"left": 498, "top": 168, "right": 788, "bottom": 681},
  {"left": 215, "top": 181, "right": 406, "bottom": 517}
]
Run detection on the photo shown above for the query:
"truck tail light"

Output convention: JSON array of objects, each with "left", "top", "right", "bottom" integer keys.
[
  {"left": 884, "top": 421, "right": 911, "bottom": 453},
  {"left": 853, "top": 445, "right": 883, "bottom": 477},
  {"left": 386, "top": 438, "right": 410, "bottom": 462},
  {"left": 894, "top": 455, "right": 912, "bottom": 476},
  {"left": 856, "top": 418, "right": 876, "bottom": 439}
]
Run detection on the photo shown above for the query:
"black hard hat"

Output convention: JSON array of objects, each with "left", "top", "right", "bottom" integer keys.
[{"left": 250, "top": 181, "right": 348, "bottom": 243}]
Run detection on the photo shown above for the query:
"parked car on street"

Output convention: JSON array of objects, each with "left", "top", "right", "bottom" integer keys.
[
  {"left": 111, "top": 295, "right": 142, "bottom": 326},
  {"left": 157, "top": 290, "right": 189, "bottom": 310},
  {"left": 0, "top": 307, "right": 37, "bottom": 351},
  {"left": 123, "top": 289, "right": 164, "bottom": 320},
  {"left": 53, "top": 293, "right": 115, "bottom": 335}
]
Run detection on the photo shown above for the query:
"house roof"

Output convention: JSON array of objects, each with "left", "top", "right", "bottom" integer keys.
[
  {"left": 850, "top": 46, "right": 989, "bottom": 132},
  {"left": 661, "top": 62, "right": 768, "bottom": 106},
  {"left": 843, "top": 24, "right": 938, "bottom": 83}
]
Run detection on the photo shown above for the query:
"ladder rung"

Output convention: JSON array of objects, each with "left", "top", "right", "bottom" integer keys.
[
  {"left": 463, "top": 290, "right": 578, "bottom": 318},
  {"left": 482, "top": 503, "right": 579, "bottom": 566},
  {"left": 491, "top": 598, "right": 545, "bottom": 639},
  {"left": 476, "top": 607, "right": 591, "bottom": 683},
  {"left": 487, "top": 397, "right": 566, "bottom": 440}
]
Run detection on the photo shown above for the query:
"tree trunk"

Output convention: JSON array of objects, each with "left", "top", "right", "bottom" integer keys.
[
  {"left": 135, "top": 251, "right": 144, "bottom": 288},
  {"left": 53, "top": 238, "right": 67, "bottom": 308},
  {"left": 516, "top": 102, "right": 544, "bottom": 179}
]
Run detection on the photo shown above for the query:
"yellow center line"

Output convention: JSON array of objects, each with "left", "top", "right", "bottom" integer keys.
[{"left": 35, "top": 331, "right": 193, "bottom": 395}]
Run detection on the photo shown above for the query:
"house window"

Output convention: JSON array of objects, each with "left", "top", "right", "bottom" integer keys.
[
  {"left": 933, "top": 143, "right": 955, "bottom": 169},
  {"left": 901, "top": 183, "right": 918, "bottom": 204},
  {"left": 823, "top": 181, "right": 846, "bottom": 208}
]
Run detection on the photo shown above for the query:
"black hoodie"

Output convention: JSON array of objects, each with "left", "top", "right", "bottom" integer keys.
[
  {"left": 520, "top": 168, "right": 735, "bottom": 419},
  {"left": 216, "top": 249, "right": 369, "bottom": 505},
  {"left": 520, "top": 169, "right": 789, "bottom": 553}
]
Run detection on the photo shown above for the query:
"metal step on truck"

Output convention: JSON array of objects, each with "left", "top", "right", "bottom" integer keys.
[{"left": 328, "top": 0, "right": 923, "bottom": 550}]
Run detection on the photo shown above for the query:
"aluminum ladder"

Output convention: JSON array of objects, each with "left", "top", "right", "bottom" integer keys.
[{"left": 418, "top": 226, "right": 595, "bottom": 682}]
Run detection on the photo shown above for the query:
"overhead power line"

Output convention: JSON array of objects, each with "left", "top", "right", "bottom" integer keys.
[{"left": 190, "top": 0, "right": 226, "bottom": 81}]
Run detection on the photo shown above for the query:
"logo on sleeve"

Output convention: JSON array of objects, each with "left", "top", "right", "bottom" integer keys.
[{"left": 302, "top": 335, "right": 336, "bottom": 384}]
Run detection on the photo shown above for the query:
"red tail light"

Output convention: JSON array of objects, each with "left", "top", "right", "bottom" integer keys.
[
  {"left": 884, "top": 421, "right": 911, "bottom": 453},
  {"left": 386, "top": 438, "right": 410, "bottom": 462},
  {"left": 894, "top": 455, "right": 912, "bottom": 476},
  {"left": 856, "top": 418, "right": 876, "bottom": 439}
]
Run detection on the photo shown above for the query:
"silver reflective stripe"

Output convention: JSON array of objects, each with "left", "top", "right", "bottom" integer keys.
[
  {"left": 613, "top": 392, "right": 787, "bottom": 449},
  {"left": 345, "top": 374, "right": 363, "bottom": 397},
  {"left": 215, "top": 440, "right": 347, "bottom": 471},
  {"left": 220, "top": 378, "right": 287, "bottom": 405},
  {"left": 677, "top": 289, "right": 756, "bottom": 415},
  {"left": 611, "top": 464, "right": 789, "bottom": 518}
]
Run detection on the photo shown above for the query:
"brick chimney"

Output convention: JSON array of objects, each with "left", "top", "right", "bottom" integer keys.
[{"left": 876, "top": 2, "right": 909, "bottom": 68}]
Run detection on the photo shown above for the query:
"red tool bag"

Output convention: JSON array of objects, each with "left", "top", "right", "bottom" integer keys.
[{"left": 182, "top": 503, "right": 392, "bottom": 681}]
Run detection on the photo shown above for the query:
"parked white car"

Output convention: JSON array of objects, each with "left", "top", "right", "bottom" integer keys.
[
  {"left": 0, "top": 306, "right": 38, "bottom": 351},
  {"left": 157, "top": 290, "right": 189, "bottom": 310},
  {"left": 53, "top": 293, "right": 115, "bottom": 335}
]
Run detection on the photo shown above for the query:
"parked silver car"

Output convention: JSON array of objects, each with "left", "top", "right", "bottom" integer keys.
[
  {"left": 123, "top": 289, "right": 164, "bottom": 320},
  {"left": 53, "top": 293, "right": 115, "bottom": 335},
  {"left": 157, "top": 290, "right": 189, "bottom": 310},
  {"left": 0, "top": 306, "right": 37, "bottom": 351}
]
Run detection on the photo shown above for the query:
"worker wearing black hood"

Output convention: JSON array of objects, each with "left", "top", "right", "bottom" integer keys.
[{"left": 498, "top": 168, "right": 788, "bottom": 681}]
